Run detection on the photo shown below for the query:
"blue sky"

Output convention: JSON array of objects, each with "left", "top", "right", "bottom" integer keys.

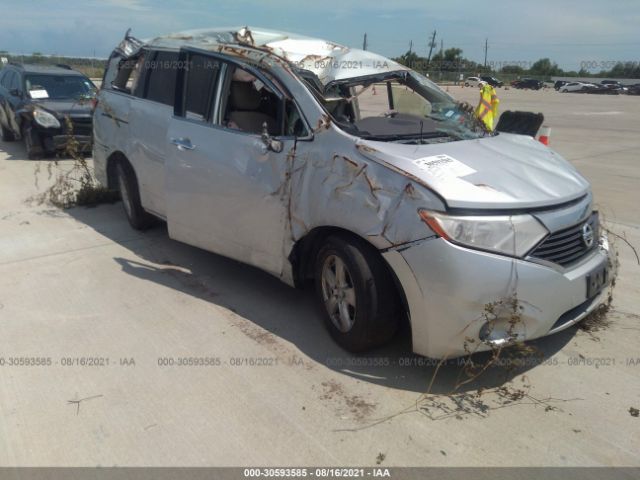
[{"left": 0, "top": 0, "right": 638, "bottom": 71}]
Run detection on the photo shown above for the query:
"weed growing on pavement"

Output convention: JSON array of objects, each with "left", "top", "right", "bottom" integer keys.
[{"left": 30, "top": 110, "right": 119, "bottom": 208}]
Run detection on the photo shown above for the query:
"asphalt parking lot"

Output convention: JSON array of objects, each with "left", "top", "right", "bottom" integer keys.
[{"left": 0, "top": 87, "right": 638, "bottom": 466}]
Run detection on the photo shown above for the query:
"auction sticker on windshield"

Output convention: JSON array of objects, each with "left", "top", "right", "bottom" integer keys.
[
  {"left": 412, "top": 154, "right": 476, "bottom": 180},
  {"left": 29, "top": 89, "right": 49, "bottom": 99}
]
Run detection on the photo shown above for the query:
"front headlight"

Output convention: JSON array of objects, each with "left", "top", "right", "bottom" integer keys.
[
  {"left": 33, "top": 109, "right": 61, "bottom": 129},
  {"left": 419, "top": 210, "right": 548, "bottom": 257}
]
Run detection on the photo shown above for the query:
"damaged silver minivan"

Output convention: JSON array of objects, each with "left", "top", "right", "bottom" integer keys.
[{"left": 94, "top": 27, "right": 614, "bottom": 358}]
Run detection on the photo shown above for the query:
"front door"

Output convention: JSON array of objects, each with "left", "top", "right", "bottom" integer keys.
[{"left": 165, "top": 50, "right": 295, "bottom": 278}]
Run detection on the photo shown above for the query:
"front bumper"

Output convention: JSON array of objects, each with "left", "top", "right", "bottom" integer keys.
[
  {"left": 43, "top": 134, "right": 93, "bottom": 153},
  {"left": 31, "top": 120, "right": 93, "bottom": 154},
  {"left": 383, "top": 233, "right": 615, "bottom": 359}
]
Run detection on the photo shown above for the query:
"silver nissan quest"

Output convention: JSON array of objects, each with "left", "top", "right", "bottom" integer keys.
[{"left": 93, "top": 27, "right": 614, "bottom": 359}]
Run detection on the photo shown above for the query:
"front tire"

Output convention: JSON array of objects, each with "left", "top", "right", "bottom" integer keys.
[
  {"left": 116, "top": 161, "right": 155, "bottom": 230},
  {"left": 314, "top": 234, "right": 400, "bottom": 352},
  {"left": 22, "top": 125, "right": 44, "bottom": 159}
]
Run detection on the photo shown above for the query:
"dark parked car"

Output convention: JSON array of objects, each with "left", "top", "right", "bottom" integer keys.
[
  {"left": 0, "top": 63, "right": 96, "bottom": 158},
  {"left": 585, "top": 84, "right": 616, "bottom": 94},
  {"left": 600, "top": 80, "right": 627, "bottom": 94},
  {"left": 511, "top": 78, "right": 543, "bottom": 90},
  {"left": 480, "top": 75, "right": 503, "bottom": 87},
  {"left": 627, "top": 84, "right": 640, "bottom": 95},
  {"left": 554, "top": 80, "right": 568, "bottom": 90}
]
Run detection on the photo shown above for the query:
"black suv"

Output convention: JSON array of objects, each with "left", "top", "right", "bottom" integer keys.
[
  {"left": 0, "top": 63, "right": 96, "bottom": 158},
  {"left": 480, "top": 75, "right": 503, "bottom": 87},
  {"left": 511, "top": 78, "right": 543, "bottom": 90}
]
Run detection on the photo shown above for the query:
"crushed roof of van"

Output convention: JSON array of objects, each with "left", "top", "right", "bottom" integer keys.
[{"left": 143, "top": 26, "right": 410, "bottom": 85}]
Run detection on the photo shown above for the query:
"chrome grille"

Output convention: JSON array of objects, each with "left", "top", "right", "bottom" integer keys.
[{"left": 530, "top": 212, "right": 599, "bottom": 266}]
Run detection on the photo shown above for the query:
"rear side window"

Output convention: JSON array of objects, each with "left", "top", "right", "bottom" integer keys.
[
  {"left": 144, "top": 51, "right": 179, "bottom": 106},
  {"left": 109, "top": 51, "right": 147, "bottom": 96},
  {"left": 9, "top": 71, "right": 20, "bottom": 91},
  {"left": 1, "top": 71, "right": 16, "bottom": 89},
  {"left": 184, "top": 55, "right": 221, "bottom": 121}
]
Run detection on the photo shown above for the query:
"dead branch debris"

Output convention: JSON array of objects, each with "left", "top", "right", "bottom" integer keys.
[
  {"left": 340, "top": 258, "right": 619, "bottom": 432},
  {"left": 67, "top": 394, "right": 103, "bottom": 415},
  {"left": 603, "top": 227, "right": 639, "bottom": 265}
]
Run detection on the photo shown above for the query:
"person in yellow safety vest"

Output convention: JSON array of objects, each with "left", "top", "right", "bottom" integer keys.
[{"left": 474, "top": 81, "right": 500, "bottom": 131}]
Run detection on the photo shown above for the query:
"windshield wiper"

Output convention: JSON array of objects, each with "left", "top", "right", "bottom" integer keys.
[{"left": 360, "top": 131, "right": 450, "bottom": 141}]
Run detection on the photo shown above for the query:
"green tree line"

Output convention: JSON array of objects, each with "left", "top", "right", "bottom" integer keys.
[
  {"left": 394, "top": 48, "right": 640, "bottom": 79},
  {"left": 0, "top": 51, "right": 106, "bottom": 78}
]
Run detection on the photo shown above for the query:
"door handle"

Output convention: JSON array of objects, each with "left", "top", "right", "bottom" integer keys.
[{"left": 170, "top": 137, "right": 196, "bottom": 151}]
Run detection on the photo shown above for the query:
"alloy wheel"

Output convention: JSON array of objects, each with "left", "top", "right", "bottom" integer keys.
[{"left": 321, "top": 254, "right": 357, "bottom": 332}]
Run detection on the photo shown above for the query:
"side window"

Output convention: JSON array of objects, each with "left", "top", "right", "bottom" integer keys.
[
  {"left": 111, "top": 57, "right": 138, "bottom": 93},
  {"left": 284, "top": 99, "right": 309, "bottom": 137},
  {"left": 109, "top": 51, "right": 148, "bottom": 96},
  {"left": 184, "top": 55, "right": 221, "bottom": 121},
  {"left": 130, "top": 53, "right": 147, "bottom": 97},
  {"left": 144, "top": 51, "right": 179, "bottom": 106},
  {"left": 2, "top": 71, "right": 15, "bottom": 89},
  {"left": 10, "top": 72, "right": 22, "bottom": 92},
  {"left": 221, "top": 66, "right": 282, "bottom": 135}
]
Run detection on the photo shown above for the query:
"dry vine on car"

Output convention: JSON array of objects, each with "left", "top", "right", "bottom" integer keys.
[{"left": 339, "top": 231, "right": 621, "bottom": 431}]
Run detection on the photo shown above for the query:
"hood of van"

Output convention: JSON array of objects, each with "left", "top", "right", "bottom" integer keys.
[{"left": 356, "top": 133, "right": 590, "bottom": 210}]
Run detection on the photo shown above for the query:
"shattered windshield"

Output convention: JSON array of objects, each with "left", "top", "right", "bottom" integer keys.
[
  {"left": 302, "top": 70, "right": 491, "bottom": 143},
  {"left": 25, "top": 75, "right": 96, "bottom": 100}
]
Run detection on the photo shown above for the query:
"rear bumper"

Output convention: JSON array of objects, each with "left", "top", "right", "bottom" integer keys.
[{"left": 383, "top": 233, "right": 615, "bottom": 359}]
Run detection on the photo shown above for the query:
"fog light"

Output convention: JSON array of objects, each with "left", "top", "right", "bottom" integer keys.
[{"left": 479, "top": 320, "right": 520, "bottom": 347}]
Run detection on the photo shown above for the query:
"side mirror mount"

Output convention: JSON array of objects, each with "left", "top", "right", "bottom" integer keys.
[{"left": 261, "top": 122, "right": 283, "bottom": 153}]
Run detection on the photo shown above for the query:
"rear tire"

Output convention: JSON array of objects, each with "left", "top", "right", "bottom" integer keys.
[
  {"left": 116, "top": 160, "right": 155, "bottom": 230},
  {"left": 314, "top": 234, "right": 400, "bottom": 352}
]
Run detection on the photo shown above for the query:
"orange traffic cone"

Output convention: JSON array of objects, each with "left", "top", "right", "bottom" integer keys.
[{"left": 538, "top": 126, "right": 551, "bottom": 145}]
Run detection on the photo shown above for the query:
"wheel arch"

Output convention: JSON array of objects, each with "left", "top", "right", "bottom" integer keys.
[
  {"left": 106, "top": 150, "right": 133, "bottom": 190},
  {"left": 16, "top": 109, "right": 35, "bottom": 137},
  {"left": 289, "top": 226, "right": 411, "bottom": 326}
]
